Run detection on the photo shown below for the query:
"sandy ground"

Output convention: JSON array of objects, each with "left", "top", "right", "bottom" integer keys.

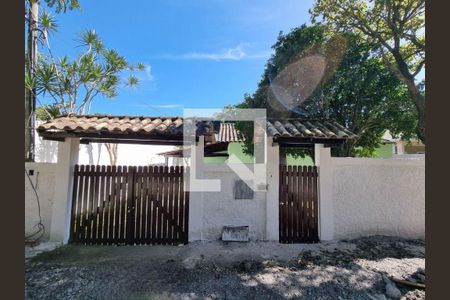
[{"left": 25, "top": 236, "right": 425, "bottom": 300}]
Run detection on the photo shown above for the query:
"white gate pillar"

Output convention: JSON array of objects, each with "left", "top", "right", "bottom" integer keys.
[
  {"left": 188, "top": 136, "right": 205, "bottom": 241},
  {"left": 265, "top": 137, "right": 279, "bottom": 241},
  {"left": 315, "top": 144, "right": 334, "bottom": 241},
  {"left": 50, "top": 137, "right": 79, "bottom": 243}
]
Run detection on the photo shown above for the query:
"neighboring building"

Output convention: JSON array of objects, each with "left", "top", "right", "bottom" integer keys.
[{"left": 372, "top": 131, "right": 425, "bottom": 159}]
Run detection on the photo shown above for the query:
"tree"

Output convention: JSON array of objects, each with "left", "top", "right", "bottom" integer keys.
[
  {"left": 310, "top": 0, "right": 425, "bottom": 143},
  {"left": 35, "top": 103, "right": 61, "bottom": 121},
  {"left": 25, "top": 0, "right": 81, "bottom": 161},
  {"left": 27, "top": 30, "right": 144, "bottom": 114},
  {"left": 303, "top": 34, "right": 417, "bottom": 156},
  {"left": 234, "top": 25, "right": 417, "bottom": 158}
]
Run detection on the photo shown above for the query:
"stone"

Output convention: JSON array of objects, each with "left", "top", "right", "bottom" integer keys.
[
  {"left": 416, "top": 273, "right": 425, "bottom": 282},
  {"left": 222, "top": 225, "right": 249, "bottom": 242},
  {"left": 385, "top": 283, "right": 402, "bottom": 299},
  {"left": 371, "top": 294, "right": 387, "bottom": 300}
]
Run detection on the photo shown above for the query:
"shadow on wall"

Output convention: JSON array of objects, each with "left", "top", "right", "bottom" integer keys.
[{"left": 35, "top": 137, "right": 58, "bottom": 163}]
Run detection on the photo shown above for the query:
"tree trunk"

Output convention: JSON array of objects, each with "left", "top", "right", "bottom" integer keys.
[
  {"left": 389, "top": 51, "right": 426, "bottom": 144},
  {"left": 404, "top": 79, "right": 426, "bottom": 144},
  {"left": 25, "top": 1, "right": 39, "bottom": 161}
]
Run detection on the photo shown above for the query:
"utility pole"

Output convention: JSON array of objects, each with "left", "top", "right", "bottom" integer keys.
[{"left": 25, "top": 0, "right": 39, "bottom": 161}]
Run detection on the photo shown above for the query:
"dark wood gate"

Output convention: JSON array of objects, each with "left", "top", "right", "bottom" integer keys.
[
  {"left": 69, "top": 165, "right": 189, "bottom": 245},
  {"left": 279, "top": 165, "right": 319, "bottom": 243}
]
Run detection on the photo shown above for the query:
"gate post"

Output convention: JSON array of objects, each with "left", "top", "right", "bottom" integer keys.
[
  {"left": 265, "top": 137, "right": 279, "bottom": 241},
  {"left": 50, "top": 137, "right": 80, "bottom": 243},
  {"left": 314, "top": 144, "right": 334, "bottom": 241},
  {"left": 188, "top": 136, "right": 205, "bottom": 241}
]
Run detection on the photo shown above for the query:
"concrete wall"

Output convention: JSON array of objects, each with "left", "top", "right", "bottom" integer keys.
[
  {"left": 25, "top": 162, "right": 57, "bottom": 241},
  {"left": 327, "top": 157, "right": 425, "bottom": 240},
  {"left": 199, "top": 164, "right": 267, "bottom": 241}
]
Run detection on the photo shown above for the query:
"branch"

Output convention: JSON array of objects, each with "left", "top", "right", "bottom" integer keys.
[{"left": 412, "top": 60, "right": 425, "bottom": 77}]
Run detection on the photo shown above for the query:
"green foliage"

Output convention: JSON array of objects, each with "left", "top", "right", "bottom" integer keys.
[
  {"left": 35, "top": 104, "right": 62, "bottom": 121},
  {"left": 310, "top": 0, "right": 425, "bottom": 143},
  {"left": 28, "top": 30, "right": 144, "bottom": 114},
  {"left": 310, "top": 0, "right": 425, "bottom": 78},
  {"left": 43, "top": 0, "right": 81, "bottom": 13},
  {"left": 234, "top": 25, "right": 417, "bottom": 157}
]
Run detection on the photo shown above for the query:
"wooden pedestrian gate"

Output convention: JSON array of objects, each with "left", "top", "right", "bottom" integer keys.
[
  {"left": 69, "top": 165, "right": 189, "bottom": 245},
  {"left": 279, "top": 165, "right": 319, "bottom": 243}
]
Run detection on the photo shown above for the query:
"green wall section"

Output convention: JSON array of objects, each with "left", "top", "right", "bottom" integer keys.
[
  {"left": 373, "top": 144, "right": 394, "bottom": 158},
  {"left": 286, "top": 153, "right": 314, "bottom": 166},
  {"left": 204, "top": 142, "right": 394, "bottom": 164},
  {"left": 204, "top": 142, "right": 314, "bottom": 165},
  {"left": 204, "top": 143, "right": 254, "bottom": 164}
]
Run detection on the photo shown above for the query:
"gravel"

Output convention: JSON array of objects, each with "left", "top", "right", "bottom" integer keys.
[{"left": 25, "top": 235, "right": 425, "bottom": 300}]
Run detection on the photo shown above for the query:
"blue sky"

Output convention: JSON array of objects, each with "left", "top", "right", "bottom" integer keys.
[{"left": 40, "top": 0, "right": 315, "bottom": 116}]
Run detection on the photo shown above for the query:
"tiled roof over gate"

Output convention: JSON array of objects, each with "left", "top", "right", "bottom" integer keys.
[
  {"left": 267, "top": 120, "right": 356, "bottom": 139},
  {"left": 37, "top": 115, "right": 212, "bottom": 141},
  {"left": 37, "top": 115, "right": 356, "bottom": 142}
]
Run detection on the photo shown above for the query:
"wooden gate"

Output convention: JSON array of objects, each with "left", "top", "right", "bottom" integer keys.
[
  {"left": 279, "top": 165, "right": 319, "bottom": 243},
  {"left": 69, "top": 165, "right": 189, "bottom": 245}
]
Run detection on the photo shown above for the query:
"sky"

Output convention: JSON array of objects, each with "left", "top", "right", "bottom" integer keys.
[{"left": 39, "top": 0, "right": 315, "bottom": 116}]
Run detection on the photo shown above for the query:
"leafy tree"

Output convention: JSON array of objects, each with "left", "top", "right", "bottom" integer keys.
[
  {"left": 235, "top": 25, "right": 417, "bottom": 158},
  {"left": 310, "top": 0, "right": 425, "bottom": 143}
]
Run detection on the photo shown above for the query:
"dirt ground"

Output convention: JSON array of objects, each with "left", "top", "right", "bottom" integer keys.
[{"left": 25, "top": 236, "right": 425, "bottom": 300}]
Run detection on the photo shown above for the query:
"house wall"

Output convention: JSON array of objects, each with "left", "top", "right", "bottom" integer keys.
[
  {"left": 25, "top": 162, "right": 57, "bottom": 241},
  {"left": 328, "top": 157, "right": 425, "bottom": 240}
]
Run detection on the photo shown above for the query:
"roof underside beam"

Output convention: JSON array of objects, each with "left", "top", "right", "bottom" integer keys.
[{"left": 274, "top": 136, "right": 346, "bottom": 147}]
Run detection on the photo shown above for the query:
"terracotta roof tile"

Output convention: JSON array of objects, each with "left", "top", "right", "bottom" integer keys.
[
  {"left": 37, "top": 115, "right": 356, "bottom": 142},
  {"left": 267, "top": 119, "right": 357, "bottom": 139}
]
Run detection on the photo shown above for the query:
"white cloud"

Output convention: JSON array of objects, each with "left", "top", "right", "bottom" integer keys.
[
  {"left": 144, "top": 65, "right": 154, "bottom": 81},
  {"left": 159, "top": 44, "right": 271, "bottom": 61}
]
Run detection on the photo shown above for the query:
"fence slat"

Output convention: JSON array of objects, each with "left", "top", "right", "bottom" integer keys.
[
  {"left": 182, "top": 166, "right": 189, "bottom": 244},
  {"left": 69, "top": 165, "right": 80, "bottom": 243},
  {"left": 151, "top": 166, "right": 158, "bottom": 243},
  {"left": 312, "top": 166, "right": 319, "bottom": 242}
]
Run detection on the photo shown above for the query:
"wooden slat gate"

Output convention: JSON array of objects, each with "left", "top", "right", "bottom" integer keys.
[
  {"left": 279, "top": 165, "right": 319, "bottom": 243},
  {"left": 69, "top": 165, "right": 189, "bottom": 245}
]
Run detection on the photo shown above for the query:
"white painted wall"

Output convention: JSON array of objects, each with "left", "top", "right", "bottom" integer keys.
[
  {"left": 25, "top": 162, "right": 57, "bottom": 241},
  {"left": 200, "top": 164, "right": 267, "bottom": 241},
  {"left": 318, "top": 153, "right": 425, "bottom": 240},
  {"left": 34, "top": 125, "right": 176, "bottom": 166},
  {"left": 78, "top": 143, "right": 176, "bottom": 166}
]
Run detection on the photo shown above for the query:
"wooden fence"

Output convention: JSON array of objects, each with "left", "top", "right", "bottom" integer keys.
[
  {"left": 279, "top": 165, "right": 319, "bottom": 243},
  {"left": 69, "top": 165, "right": 189, "bottom": 245}
]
